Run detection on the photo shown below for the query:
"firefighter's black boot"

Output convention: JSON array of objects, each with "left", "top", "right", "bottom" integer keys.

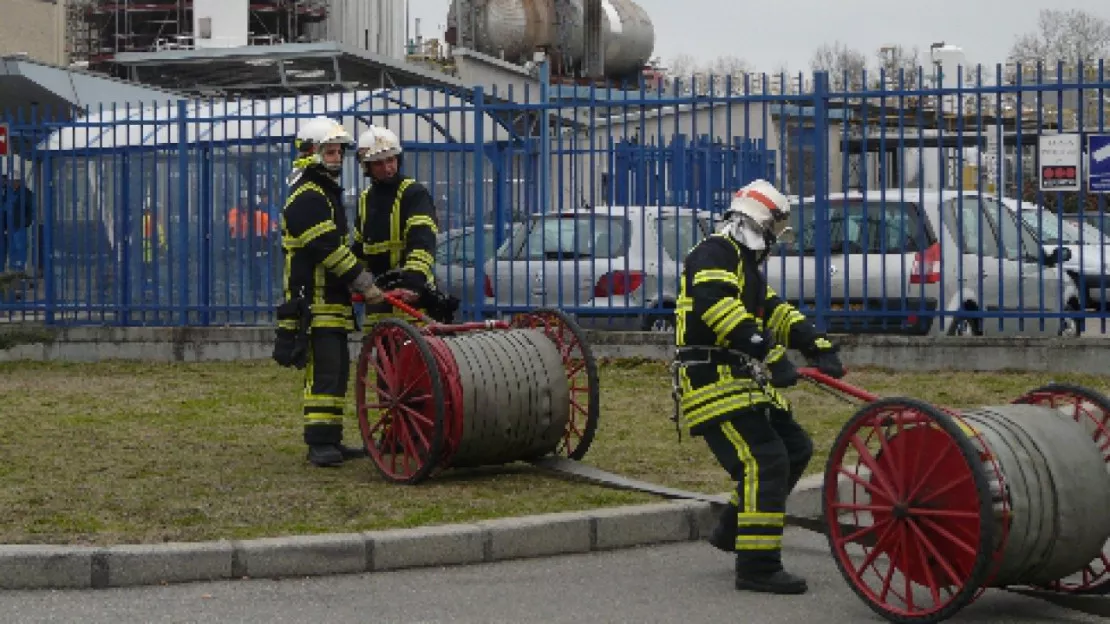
[
  {"left": 304, "top": 424, "right": 344, "bottom": 468},
  {"left": 338, "top": 443, "right": 368, "bottom": 460},
  {"left": 708, "top": 503, "right": 738, "bottom": 553},
  {"left": 735, "top": 554, "right": 808, "bottom": 595}
]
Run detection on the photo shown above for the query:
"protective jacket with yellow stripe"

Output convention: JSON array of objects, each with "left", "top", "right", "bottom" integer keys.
[
  {"left": 279, "top": 169, "right": 367, "bottom": 332},
  {"left": 674, "top": 233, "right": 831, "bottom": 433},
  {"left": 352, "top": 175, "right": 438, "bottom": 292}
]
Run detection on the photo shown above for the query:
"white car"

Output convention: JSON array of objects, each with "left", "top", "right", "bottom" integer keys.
[
  {"left": 482, "top": 205, "right": 714, "bottom": 331},
  {"left": 992, "top": 196, "right": 1110, "bottom": 314},
  {"left": 764, "top": 189, "right": 1078, "bottom": 337}
]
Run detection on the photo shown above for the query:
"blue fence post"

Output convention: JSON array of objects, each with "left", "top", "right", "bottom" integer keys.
[
  {"left": 811, "top": 71, "right": 831, "bottom": 333},
  {"left": 471, "top": 87, "right": 487, "bottom": 320},
  {"left": 119, "top": 153, "right": 133, "bottom": 326},
  {"left": 176, "top": 99, "right": 190, "bottom": 325},
  {"left": 42, "top": 150, "right": 55, "bottom": 325},
  {"left": 198, "top": 146, "right": 213, "bottom": 326},
  {"left": 538, "top": 58, "right": 551, "bottom": 215}
]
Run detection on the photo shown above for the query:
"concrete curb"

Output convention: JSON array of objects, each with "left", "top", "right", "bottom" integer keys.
[
  {"left": 0, "top": 478, "right": 828, "bottom": 591},
  {"left": 2, "top": 326, "right": 1110, "bottom": 373}
]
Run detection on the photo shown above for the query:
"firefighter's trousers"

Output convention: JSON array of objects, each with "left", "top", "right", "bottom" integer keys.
[
  {"left": 302, "top": 328, "right": 350, "bottom": 447},
  {"left": 700, "top": 404, "right": 814, "bottom": 573}
]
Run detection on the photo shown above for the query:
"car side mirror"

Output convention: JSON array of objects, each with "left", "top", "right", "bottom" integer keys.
[{"left": 1044, "top": 246, "right": 1071, "bottom": 266}]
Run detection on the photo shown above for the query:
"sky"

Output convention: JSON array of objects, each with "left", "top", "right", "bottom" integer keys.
[{"left": 408, "top": 0, "right": 1110, "bottom": 72}]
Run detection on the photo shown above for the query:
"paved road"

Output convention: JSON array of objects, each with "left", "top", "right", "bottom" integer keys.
[{"left": 2, "top": 528, "right": 1103, "bottom": 624}]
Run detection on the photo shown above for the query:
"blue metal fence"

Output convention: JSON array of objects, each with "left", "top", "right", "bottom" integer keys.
[{"left": 1, "top": 64, "right": 1109, "bottom": 337}]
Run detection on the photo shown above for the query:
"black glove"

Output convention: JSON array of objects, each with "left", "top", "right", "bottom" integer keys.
[
  {"left": 807, "top": 339, "right": 846, "bottom": 379},
  {"left": 766, "top": 355, "right": 799, "bottom": 388},
  {"left": 740, "top": 330, "right": 772, "bottom": 361}
]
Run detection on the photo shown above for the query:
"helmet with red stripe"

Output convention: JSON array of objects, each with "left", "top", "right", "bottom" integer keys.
[{"left": 718, "top": 179, "right": 794, "bottom": 252}]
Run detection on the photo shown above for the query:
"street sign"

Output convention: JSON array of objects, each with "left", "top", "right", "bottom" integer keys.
[
  {"left": 0, "top": 123, "right": 8, "bottom": 157},
  {"left": 1089, "top": 134, "right": 1110, "bottom": 194},
  {"left": 1038, "top": 133, "right": 1082, "bottom": 192}
]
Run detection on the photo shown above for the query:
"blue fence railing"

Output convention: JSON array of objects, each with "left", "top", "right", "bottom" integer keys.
[{"left": 1, "top": 64, "right": 1109, "bottom": 337}]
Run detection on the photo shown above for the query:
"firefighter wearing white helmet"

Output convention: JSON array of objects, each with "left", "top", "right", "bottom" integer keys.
[
  {"left": 671, "top": 179, "right": 844, "bottom": 595},
  {"left": 351, "top": 124, "right": 440, "bottom": 322},
  {"left": 274, "top": 115, "right": 382, "bottom": 468}
]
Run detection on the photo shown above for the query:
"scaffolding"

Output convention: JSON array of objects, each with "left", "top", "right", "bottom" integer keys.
[{"left": 65, "top": 0, "right": 330, "bottom": 70}]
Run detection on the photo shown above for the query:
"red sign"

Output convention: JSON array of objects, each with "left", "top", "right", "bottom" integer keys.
[{"left": 0, "top": 123, "right": 8, "bottom": 157}]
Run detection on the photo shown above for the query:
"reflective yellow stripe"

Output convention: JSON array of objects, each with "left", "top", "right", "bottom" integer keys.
[
  {"left": 304, "top": 394, "right": 345, "bottom": 409},
  {"left": 322, "top": 246, "right": 359, "bottom": 275},
  {"left": 403, "top": 214, "right": 437, "bottom": 239},
  {"left": 302, "top": 346, "right": 344, "bottom": 427},
  {"left": 735, "top": 535, "right": 782, "bottom": 551},
  {"left": 389, "top": 178, "right": 415, "bottom": 267},
  {"left": 693, "top": 269, "right": 739, "bottom": 287},
  {"left": 682, "top": 392, "right": 769, "bottom": 428},
  {"left": 736, "top": 512, "right": 785, "bottom": 527},
  {"left": 722, "top": 422, "right": 758, "bottom": 514},
  {"left": 767, "top": 301, "right": 805, "bottom": 347},
  {"left": 764, "top": 344, "right": 786, "bottom": 364},
  {"left": 284, "top": 220, "right": 336, "bottom": 249},
  {"left": 703, "top": 299, "right": 755, "bottom": 345}
]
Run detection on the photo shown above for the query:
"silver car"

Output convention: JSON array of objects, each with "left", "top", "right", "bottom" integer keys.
[
  {"left": 995, "top": 196, "right": 1110, "bottom": 314},
  {"left": 764, "top": 190, "right": 1077, "bottom": 337},
  {"left": 483, "top": 205, "right": 713, "bottom": 331},
  {"left": 434, "top": 223, "right": 519, "bottom": 320}
]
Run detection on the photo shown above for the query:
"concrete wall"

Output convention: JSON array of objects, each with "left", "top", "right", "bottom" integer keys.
[
  {"left": 1, "top": 326, "right": 1107, "bottom": 373},
  {"left": 0, "top": 0, "right": 63, "bottom": 65}
]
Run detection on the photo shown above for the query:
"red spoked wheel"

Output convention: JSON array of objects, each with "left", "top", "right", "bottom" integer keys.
[
  {"left": 510, "top": 308, "right": 599, "bottom": 460},
  {"left": 1013, "top": 383, "right": 1110, "bottom": 594},
  {"left": 823, "top": 397, "right": 998, "bottom": 623},
  {"left": 355, "top": 318, "right": 446, "bottom": 484}
]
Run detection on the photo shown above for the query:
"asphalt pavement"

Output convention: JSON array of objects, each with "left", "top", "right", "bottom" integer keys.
[{"left": 1, "top": 529, "right": 1103, "bottom": 624}]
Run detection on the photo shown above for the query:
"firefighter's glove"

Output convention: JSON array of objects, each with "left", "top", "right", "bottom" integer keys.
[
  {"left": 765, "top": 346, "right": 799, "bottom": 388},
  {"left": 807, "top": 337, "right": 845, "bottom": 379},
  {"left": 352, "top": 272, "right": 386, "bottom": 305},
  {"left": 743, "top": 330, "right": 771, "bottom": 361}
]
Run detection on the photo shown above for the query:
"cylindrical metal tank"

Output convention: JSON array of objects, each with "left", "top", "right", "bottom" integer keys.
[
  {"left": 449, "top": 0, "right": 655, "bottom": 79},
  {"left": 320, "top": 0, "right": 406, "bottom": 60},
  {"left": 598, "top": 0, "right": 655, "bottom": 78}
]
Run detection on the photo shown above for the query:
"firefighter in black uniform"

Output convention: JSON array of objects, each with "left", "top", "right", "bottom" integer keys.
[
  {"left": 673, "top": 179, "right": 845, "bottom": 595},
  {"left": 273, "top": 115, "right": 385, "bottom": 468},
  {"left": 351, "top": 125, "right": 438, "bottom": 321}
]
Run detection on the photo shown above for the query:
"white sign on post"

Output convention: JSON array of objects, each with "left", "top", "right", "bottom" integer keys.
[{"left": 1038, "top": 133, "right": 1082, "bottom": 192}]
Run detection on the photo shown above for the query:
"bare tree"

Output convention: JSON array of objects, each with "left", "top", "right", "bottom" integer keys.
[
  {"left": 666, "top": 53, "right": 698, "bottom": 78},
  {"left": 665, "top": 53, "right": 756, "bottom": 94},
  {"left": 876, "top": 45, "right": 921, "bottom": 88},
  {"left": 1008, "top": 9, "right": 1110, "bottom": 66},
  {"left": 707, "top": 54, "right": 754, "bottom": 93},
  {"left": 810, "top": 41, "right": 869, "bottom": 90}
]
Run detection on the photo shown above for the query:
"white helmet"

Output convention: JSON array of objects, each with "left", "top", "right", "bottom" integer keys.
[
  {"left": 293, "top": 116, "right": 353, "bottom": 174},
  {"left": 356, "top": 125, "right": 402, "bottom": 163},
  {"left": 718, "top": 179, "right": 794, "bottom": 251}
]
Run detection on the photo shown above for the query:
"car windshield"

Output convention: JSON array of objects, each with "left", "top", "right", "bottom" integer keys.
[
  {"left": 1020, "top": 211, "right": 1109, "bottom": 244},
  {"left": 657, "top": 214, "right": 711, "bottom": 262},
  {"left": 498, "top": 214, "right": 629, "bottom": 260},
  {"left": 436, "top": 225, "right": 519, "bottom": 267},
  {"left": 775, "top": 200, "right": 931, "bottom": 256}
]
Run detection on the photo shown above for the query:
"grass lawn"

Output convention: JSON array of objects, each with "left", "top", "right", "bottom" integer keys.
[{"left": 1, "top": 358, "right": 1106, "bottom": 546}]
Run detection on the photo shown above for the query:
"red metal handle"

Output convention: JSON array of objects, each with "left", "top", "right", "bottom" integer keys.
[
  {"left": 796, "top": 366, "right": 879, "bottom": 403},
  {"left": 352, "top": 290, "right": 436, "bottom": 325}
]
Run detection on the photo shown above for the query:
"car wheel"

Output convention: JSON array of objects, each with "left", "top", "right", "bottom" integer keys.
[
  {"left": 1059, "top": 286, "right": 1084, "bottom": 337},
  {"left": 947, "top": 304, "right": 982, "bottom": 338},
  {"left": 641, "top": 309, "right": 675, "bottom": 333}
]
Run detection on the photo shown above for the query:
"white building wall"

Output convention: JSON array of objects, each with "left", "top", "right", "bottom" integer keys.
[{"left": 325, "top": 0, "right": 407, "bottom": 59}]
